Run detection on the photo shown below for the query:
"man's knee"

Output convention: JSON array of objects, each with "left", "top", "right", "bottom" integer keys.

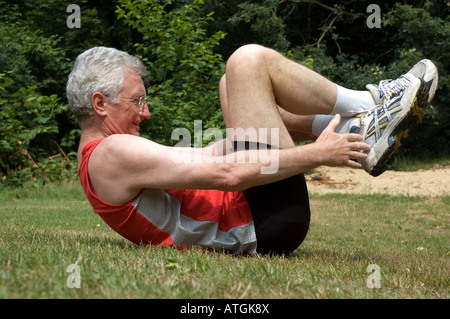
[
  {"left": 226, "top": 44, "right": 270, "bottom": 73},
  {"left": 219, "top": 74, "right": 226, "bottom": 91},
  {"left": 219, "top": 74, "right": 229, "bottom": 115}
]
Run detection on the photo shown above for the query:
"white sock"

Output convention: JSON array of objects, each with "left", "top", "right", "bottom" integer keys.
[
  {"left": 331, "top": 84, "right": 376, "bottom": 116},
  {"left": 312, "top": 114, "right": 361, "bottom": 137}
]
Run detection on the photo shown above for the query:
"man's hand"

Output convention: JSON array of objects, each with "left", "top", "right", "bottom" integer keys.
[{"left": 314, "top": 114, "right": 371, "bottom": 168}]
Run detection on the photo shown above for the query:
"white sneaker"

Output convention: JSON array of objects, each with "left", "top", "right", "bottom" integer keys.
[
  {"left": 358, "top": 77, "right": 427, "bottom": 176},
  {"left": 366, "top": 59, "right": 438, "bottom": 106}
]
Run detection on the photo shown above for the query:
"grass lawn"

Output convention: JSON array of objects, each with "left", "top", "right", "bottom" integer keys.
[{"left": 0, "top": 181, "right": 448, "bottom": 299}]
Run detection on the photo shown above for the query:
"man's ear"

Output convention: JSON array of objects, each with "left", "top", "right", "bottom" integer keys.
[{"left": 92, "top": 92, "right": 108, "bottom": 117}]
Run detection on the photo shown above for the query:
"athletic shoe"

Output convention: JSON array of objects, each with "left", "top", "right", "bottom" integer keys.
[
  {"left": 366, "top": 59, "right": 438, "bottom": 106},
  {"left": 358, "top": 77, "right": 427, "bottom": 176}
]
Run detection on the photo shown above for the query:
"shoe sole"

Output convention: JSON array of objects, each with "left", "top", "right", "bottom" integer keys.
[
  {"left": 421, "top": 59, "right": 438, "bottom": 104},
  {"left": 364, "top": 78, "right": 427, "bottom": 176}
]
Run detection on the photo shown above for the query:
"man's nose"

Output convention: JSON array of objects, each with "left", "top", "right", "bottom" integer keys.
[{"left": 140, "top": 103, "right": 151, "bottom": 119}]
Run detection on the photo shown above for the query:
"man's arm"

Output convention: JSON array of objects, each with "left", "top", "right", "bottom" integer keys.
[{"left": 88, "top": 115, "right": 369, "bottom": 204}]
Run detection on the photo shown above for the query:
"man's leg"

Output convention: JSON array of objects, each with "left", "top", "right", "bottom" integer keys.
[
  {"left": 277, "top": 108, "right": 316, "bottom": 142},
  {"left": 308, "top": 59, "right": 438, "bottom": 143},
  {"left": 220, "top": 44, "right": 434, "bottom": 177},
  {"left": 220, "top": 44, "right": 374, "bottom": 147},
  {"left": 277, "top": 108, "right": 366, "bottom": 142},
  {"left": 220, "top": 44, "right": 339, "bottom": 148}
]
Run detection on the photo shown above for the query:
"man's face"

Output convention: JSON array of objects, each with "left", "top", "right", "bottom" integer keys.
[{"left": 105, "top": 68, "right": 150, "bottom": 136}]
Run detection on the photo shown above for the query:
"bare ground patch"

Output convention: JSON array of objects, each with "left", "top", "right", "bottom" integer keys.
[{"left": 306, "top": 165, "right": 450, "bottom": 197}]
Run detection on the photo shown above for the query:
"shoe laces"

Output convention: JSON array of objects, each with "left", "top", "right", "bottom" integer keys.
[
  {"left": 361, "top": 104, "right": 391, "bottom": 142},
  {"left": 379, "top": 75, "right": 411, "bottom": 101}
]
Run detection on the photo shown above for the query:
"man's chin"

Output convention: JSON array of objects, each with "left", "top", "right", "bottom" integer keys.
[{"left": 131, "top": 125, "right": 141, "bottom": 136}]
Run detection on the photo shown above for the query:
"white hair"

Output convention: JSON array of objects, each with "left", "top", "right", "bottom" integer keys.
[{"left": 66, "top": 47, "right": 147, "bottom": 125}]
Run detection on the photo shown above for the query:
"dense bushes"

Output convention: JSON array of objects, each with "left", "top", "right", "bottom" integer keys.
[
  {"left": 0, "top": 74, "right": 76, "bottom": 186},
  {"left": 0, "top": 0, "right": 448, "bottom": 186}
]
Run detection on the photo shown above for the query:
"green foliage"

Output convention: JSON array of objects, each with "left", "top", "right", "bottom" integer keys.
[
  {"left": 0, "top": 0, "right": 448, "bottom": 186},
  {"left": 116, "top": 0, "right": 226, "bottom": 145},
  {"left": 0, "top": 20, "right": 71, "bottom": 97},
  {"left": 229, "top": 0, "right": 290, "bottom": 51},
  {"left": 381, "top": 3, "right": 450, "bottom": 156},
  {"left": 0, "top": 74, "right": 76, "bottom": 187}
]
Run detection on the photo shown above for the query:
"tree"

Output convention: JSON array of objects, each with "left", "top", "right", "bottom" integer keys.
[
  {"left": 116, "top": 0, "right": 226, "bottom": 146},
  {"left": 0, "top": 73, "right": 73, "bottom": 186}
]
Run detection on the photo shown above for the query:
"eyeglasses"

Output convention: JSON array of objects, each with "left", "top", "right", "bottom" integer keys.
[{"left": 118, "top": 96, "right": 148, "bottom": 112}]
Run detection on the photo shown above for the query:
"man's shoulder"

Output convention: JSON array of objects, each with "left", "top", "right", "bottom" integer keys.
[
  {"left": 103, "top": 133, "right": 142, "bottom": 143},
  {"left": 96, "top": 134, "right": 165, "bottom": 159},
  {"left": 101, "top": 134, "right": 154, "bottom": 149}
]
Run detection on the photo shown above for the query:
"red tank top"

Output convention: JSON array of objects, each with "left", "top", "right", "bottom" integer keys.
[{"left": 78, "top": 138, "right": 257, "bottom": 254}]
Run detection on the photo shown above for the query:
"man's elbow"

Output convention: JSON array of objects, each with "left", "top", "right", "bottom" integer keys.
[{"left": 215, "top": 168, "right": 247, "bottom": 192}]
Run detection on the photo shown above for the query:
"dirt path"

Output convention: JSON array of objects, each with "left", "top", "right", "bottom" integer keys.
[{"left": 306, "top": 165, "right": 450, "bottom": 197}]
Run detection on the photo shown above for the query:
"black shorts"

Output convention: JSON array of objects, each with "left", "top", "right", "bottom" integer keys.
[{"left": 232, "top": 141, "right": 311, "bottom": 255}]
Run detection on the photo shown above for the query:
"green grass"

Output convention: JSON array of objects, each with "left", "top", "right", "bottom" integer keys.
[{"left": 0, "top": 182, "right": 448, "bottom": 299}]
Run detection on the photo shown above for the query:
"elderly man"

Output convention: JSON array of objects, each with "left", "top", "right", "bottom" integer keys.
[{"left": 66, "top": 45, "right": 437, "bottom": 255}]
